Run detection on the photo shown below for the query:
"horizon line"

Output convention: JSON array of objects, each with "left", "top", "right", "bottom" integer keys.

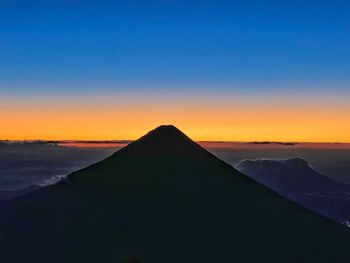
[{"left": 2, "top": 139, "right": 350, "bottom": 144}]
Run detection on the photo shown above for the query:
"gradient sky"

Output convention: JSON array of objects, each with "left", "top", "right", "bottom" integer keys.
[{"left": 1, "top": 1, "right": 350, "bottom": 141}]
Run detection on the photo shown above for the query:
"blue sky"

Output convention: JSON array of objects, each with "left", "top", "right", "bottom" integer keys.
[{"left": 0, "top": 0, "right": 349, "bottom": 95}]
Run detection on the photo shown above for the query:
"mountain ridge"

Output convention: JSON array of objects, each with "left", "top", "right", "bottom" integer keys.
[
  {"left": 1, "top": 125, "right": 350, "bottom": 263},
  {"left": 237, "top": 157, "right": 350, "bottom": 224}
]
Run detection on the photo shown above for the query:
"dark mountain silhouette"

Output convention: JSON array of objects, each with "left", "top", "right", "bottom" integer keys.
[
  {"left": 237, "top": 158, "right": 350, "bottom": 224},
  {"left": 1, "top": 125, "right": 350, "bottom": 262}
]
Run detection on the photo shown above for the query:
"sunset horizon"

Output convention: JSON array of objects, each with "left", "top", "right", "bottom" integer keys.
[
  {"left": 2, "top": 1, "right": 350, "bottom": 262},
  {"left": 2, "top": 90, "right": 350, "bottom": 142},
  {"left": 2, "top": 1, "right": 350, "bottom": 143},
  {"left": 0, "top": 96, "right": 350, "bottom": 143}
]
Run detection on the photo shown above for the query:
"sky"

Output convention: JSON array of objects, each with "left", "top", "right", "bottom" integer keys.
[{"left": 1, "top": 0, "right": 350, "bottom": 141}]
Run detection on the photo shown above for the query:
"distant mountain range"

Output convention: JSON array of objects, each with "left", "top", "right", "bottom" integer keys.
[
  {"left": 237, "top": 158, "right": 350, "bottom": 225},
  {"left": 1, "top": 126, "right": 350, "bottom": 262},
  {"left": 247, "top": 141, "right": 296, "bottom": 146}
]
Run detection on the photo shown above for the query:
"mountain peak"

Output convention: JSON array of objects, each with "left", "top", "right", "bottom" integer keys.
[
  {"left": 146, "top": 125, "right": 184, "bottom": 137},
  {"left": 237, "top": 158, "right": 310, "bottom": 170},
  {"left": 153, "top": 124, "right": 178, "bottom": 130},
  {"left": 111, "top": 125, "right": 214, "bottom": 160},
  {"left": 134, "top": 125, "right": 193, "bottom": 145}
]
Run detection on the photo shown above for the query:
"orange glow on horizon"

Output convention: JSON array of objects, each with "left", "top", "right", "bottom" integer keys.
[{"left": 1, "top": 94, "right": 350, "bottom": 142}]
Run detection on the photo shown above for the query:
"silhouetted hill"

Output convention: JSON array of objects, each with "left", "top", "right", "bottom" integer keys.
[
  {"left": 1, "top": 125, "right": 350, "bottom": 262},
  {"left": 237, "top": 158, "right": 350, "bottom": 224}
]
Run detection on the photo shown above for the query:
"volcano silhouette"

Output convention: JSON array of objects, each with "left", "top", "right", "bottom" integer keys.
[{"left": 1, "top": 125, "right": 350, "bottom": 263}]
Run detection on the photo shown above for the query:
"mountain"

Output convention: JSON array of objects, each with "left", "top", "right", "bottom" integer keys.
[
  {"left": 237, "top": 158, "right": 350, "bottom": 224},
  {"left": 1, "top": 125, "right": 350, "bottom": 263}
]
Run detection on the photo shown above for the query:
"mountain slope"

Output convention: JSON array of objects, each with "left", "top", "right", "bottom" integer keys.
[
  {"left": 237, "top": 158, "right": 350, "bottom": 224},
  {"left": 1, "top": 125, "right": 350, "bottom": 263}
]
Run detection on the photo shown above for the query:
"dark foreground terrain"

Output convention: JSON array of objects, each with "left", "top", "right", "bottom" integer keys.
[{"left": 1, "top": 125, "right": 350, "bottom": 263}]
